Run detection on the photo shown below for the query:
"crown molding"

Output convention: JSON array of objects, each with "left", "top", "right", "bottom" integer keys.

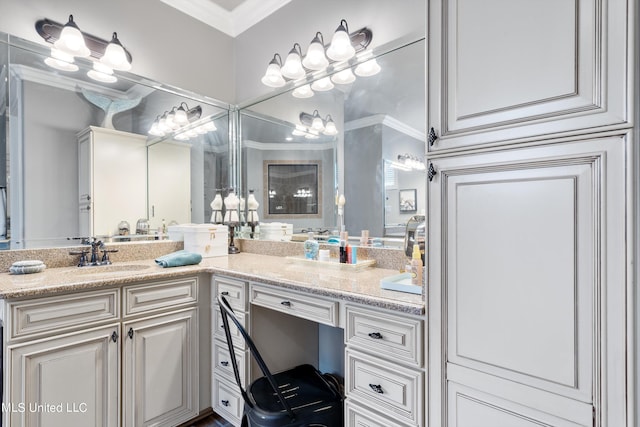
[
  {"left": 159, "top": 0, "right": 291, "bottom": 37},
  {"left": 344, "top": 114, "right": 426, "bottom": 142},
  {"left": 243, "top": 139, "right": 334, "bottom": 151}
]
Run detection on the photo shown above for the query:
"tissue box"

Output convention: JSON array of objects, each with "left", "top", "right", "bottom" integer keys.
[
  {"left": 260, "top": 222, "right": 293, "bottom": 241},
  {"left": 182, "top": 224, "right": 228, "bottom": 257}
]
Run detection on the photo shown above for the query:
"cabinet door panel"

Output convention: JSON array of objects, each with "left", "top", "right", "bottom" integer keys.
[
  {"left": 123, "top": 308, "right": 198, "bottom": 427},
  {"left": 7, "top": 325, "right": 119, "bottom": 427},
  {"left": 428, "top": 0, "right": 632, "bottom": 150},
  {"left": 428, "top": 136, "right": 628, "bottom": 426}
]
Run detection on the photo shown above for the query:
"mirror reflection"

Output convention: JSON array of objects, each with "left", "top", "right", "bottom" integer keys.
[
  {"left": 1, "top": 34, "right": 230, "bottom": 249},
  {"left": 239, "top": 38, "right": 425, "bottom": 243}
]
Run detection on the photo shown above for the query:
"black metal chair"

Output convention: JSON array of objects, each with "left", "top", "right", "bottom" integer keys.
[{"left": 217, "top": 294, "right": 344, "bottom": 427}]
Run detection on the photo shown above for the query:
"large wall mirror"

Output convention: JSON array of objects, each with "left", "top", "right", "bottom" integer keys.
[
  {"left": 0, "top": 33, "right": 231, "bottom": 249},
  {"left": 238, "top": 37, "right": 426, "bottom": 241}
]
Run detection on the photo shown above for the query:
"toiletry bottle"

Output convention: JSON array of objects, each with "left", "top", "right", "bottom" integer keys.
[
  {"left": 339, "top": 240, "right": 347, "bottom": 263},
  {"left": 410, "top": 243, "right": 423, "bottom": 285},
  {"left": 304, "top": 232, "right": 319, "bottom": 260}
]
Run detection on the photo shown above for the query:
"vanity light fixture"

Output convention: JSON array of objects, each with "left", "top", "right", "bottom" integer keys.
[
  {"left": 299, "top": 110, "right": 339, "bottom": 136},
  {"left": 397, "top": 154, "right": 426, "bottom": 171},
  {"left": 330, "top": 68, "right": 356, "bottom": 85},
  {"left": 310, "top": 76, "right": 334, "bottom": 92},
  {"left": 354, "top": 57, "right": 381, "bottom": 77},
  {"left": 261, "top": 19, "right": 372, "bottom": 88},
  {"left": 36, "top": 15, "right": 133, "bottom": 82},
  {"left": 148, "top": 103, "right": 203, "bottom": 138}
]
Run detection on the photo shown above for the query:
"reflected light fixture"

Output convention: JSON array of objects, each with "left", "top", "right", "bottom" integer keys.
[
  {"left": 311, "top": 76, "right": 334, "bottom": 92},
  {"left": 397, "top": 153, "right": 426, "bottom": 171},
  {"left": 292, "top": 84, "right": 314, "bottom": 98},
  {"left": 36, "top": 15, "right": 133, "bottom": 82},
  {"left": 355, "top": 57, "right": 381, "bottom": 77},
  {"left": 261, "top": 19, "right": 372, "bottom": 88},
  {"left": 331, "top": 68, "right": 356, "bottom": 85},
  {"left": 299, "top": 110, "right": 339, "bottom": 137},
  {"left": 148, "top": 103, "right": 204, "bottom": 138}
]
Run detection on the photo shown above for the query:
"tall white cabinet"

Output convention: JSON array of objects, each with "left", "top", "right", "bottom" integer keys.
[
  {"left": 78, "top": 127, "right": 147, "bottom": 238},
  {"left": 426, "top": 1, "right": 636, "bottom": 426}
]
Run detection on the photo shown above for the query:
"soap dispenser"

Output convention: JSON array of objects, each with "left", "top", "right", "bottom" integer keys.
[
  {"left": 304, "top": 232, "right": 319, "bottom": 260},
  {"left": 410, "top": 243, "right": 423, "bottom": 285}
]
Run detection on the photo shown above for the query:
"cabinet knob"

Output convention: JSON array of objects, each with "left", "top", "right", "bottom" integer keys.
[
  {"left": 220, "top": 361, "right": 229, "bottom": 367},
  {"left": 428, "top": 127, "right": 438, "bottom": 146},
  {"left": 280, "top": 301, "right": 292, "bottom": 307},
  {"left": 221, "top": 399, "right": 230, "bottom": 407},
  {"left": 428, "top": 162, "right": 437, "bottom": 182},
  {"left": 111, "top": 331, "right": 118, "bottom": 343},
  {"left": 128, "top": 327, "right": 134, "bottom": 339},
  {"left": 369, "top": 383, "right": 384, "bottom": 394},
  {"left": 220, "top": 291, "right": 229, "bottom": 296},
  {"left": 368, "top": 332, "right": 383, "bottom": 340}
]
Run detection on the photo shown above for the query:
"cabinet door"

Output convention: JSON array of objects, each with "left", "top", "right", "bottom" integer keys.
[
  {"left": 122, "top": 308, "right": 198, "bottom": 427},
  {"left": 427, "top": 0, "right": 632, "bottom": 151},
  {"left": 427, "top": 136, "right": 628, "bottom": 426},
  {"left": 6, "top": 325, "right": 120, "bottom": 427}
]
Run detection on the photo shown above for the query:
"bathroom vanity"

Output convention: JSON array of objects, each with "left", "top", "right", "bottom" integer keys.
[{"left": 0, "top": 251, "right": 424, "bottom": 427}]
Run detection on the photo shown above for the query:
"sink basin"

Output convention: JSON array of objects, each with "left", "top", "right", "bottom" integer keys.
[{"left": 76, "top": 264, "right": 152, "bottom": 274}]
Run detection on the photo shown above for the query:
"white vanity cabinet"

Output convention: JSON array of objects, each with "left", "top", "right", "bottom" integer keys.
[
  {"left": 211, "top": 275, "right": 248, "bottom": 427},
  {"left": 427, "top": 0, "right": 633, "bottom": 151},
  {"left": 2, "top": 277, "right": 200, "bottom": 427},
  {"left": 78, "top": 126, "right": 147, "bottom": 238},
  {"left": 344, "top": 304, "right": 424, "bottom": 427}
]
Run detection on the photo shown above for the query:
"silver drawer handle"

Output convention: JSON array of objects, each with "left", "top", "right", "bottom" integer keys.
[
  {"left": 281, "top": 301, "right": 291, "bottom": 307},
  {"left": 369, "top": 383, "right": 384, "bottom": 394},
  {"left": 220, "top": 361, "right": 229, "bottom": 367},
  {"left": 368, "top": 332, "right": 383, "bottom": 339},
  {"left": 221, "top": 399, "right": 230, "bottom": 407}
]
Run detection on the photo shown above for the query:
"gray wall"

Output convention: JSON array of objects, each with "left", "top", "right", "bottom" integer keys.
[
  {"left": 0, "top": 0, "right": 236, "bottom": 102},
  {"left": 234, "top": 0, "right": 426, "bottom": 103}
]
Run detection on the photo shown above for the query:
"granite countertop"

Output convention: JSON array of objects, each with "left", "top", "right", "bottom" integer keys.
[{"left": 0, "top": 253, "right": 425, "bottom": 315}]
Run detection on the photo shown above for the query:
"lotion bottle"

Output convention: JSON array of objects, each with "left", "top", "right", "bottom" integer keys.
[
  {"left": 410, "top": 243, "right": 423, "bottom": 285},
  {"left": 304, "top": 232, "right": 319, "bottom": 260}
]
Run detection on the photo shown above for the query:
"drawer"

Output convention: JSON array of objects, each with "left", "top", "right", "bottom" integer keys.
[
  {"left": 213, "top": 306, "right": 247, "bottom": 350},
  {"left": 346, "top": 349, "right": 423, "bottom": 426},
  {"left": 213, "top": 339, "right": 248, "bottom": 386},
  {"left": 345, "top": 400, "right": 410, "bottom": 427},
  {"left": 346, "top": 304, "right": 423, "bottom": 366},
  {"left": 212, "top": 375, "right": 243, "bottom": 426},
  {"left": 124, "top": 278, "right": 198, "bottom": 316},
  {"left": 213, "top": 276, "right": 247, "bottom": 312},
  {"left": 8, "top": 289, "right": 119, "bottom": 340},
  {"left": 250, "top": 284, "right": 338, "bottom": 326}
]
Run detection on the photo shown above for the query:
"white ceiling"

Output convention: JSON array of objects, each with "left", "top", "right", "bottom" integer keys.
[{"left": 159, "top": 0, "right": 291, "bottom": 37}]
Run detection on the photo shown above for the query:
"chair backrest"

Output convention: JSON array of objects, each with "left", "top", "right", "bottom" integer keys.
[{"left": 217, "top": 294, "right": 296, "bottom": 419}]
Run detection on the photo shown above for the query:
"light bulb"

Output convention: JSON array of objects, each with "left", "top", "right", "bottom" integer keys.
[
  {"left": 280, "top": 44, "right": 305, "bottom": 80},
  {"left": 323, "top": 118, "right": 338, "bottom": 135},
  {"left": 44, "top": 48, "right": 79, "bottom": 72},
  {"left": 100, "top": 32, "right": 132, "bottom": 71},
  {"left": 326, "top": 20, "right": 355, "bottom": 61},
  {"left": 87, "top": 62, "right": 117, "bottom": 83},
  {"left": 261, "top": 59, "right": 286, "bottom": 87},
  {"left": 302, "top": 32, "right": 329, "bottom": 71},
  {"left": 54, "top": 15, "right": 90, "bottom": 58},
  {"left": 173, "top": 107, "right": 189, "bottom": 125}
]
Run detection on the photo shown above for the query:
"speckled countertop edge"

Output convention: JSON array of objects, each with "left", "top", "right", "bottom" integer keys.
[{"left": 0, "top": 253, "right": 424, "bottom": 316}]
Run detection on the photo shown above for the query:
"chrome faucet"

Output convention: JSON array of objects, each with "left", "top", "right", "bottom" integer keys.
[{"left": 69, "top": 237, "right": 119, "bottom": 267}]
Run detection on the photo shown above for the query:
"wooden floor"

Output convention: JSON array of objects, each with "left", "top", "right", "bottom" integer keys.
[{"left": 182, "top": 411, "right": 234, "bottom": 427}]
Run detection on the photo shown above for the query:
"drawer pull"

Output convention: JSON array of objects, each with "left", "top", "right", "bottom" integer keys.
[
  {"left": 220, "top": 291, "right": 229, "bottom": 296},
  {"left": 111, "top": 331, "right": 118, "bottom": 343},
  {"left": 221, "top": 399, "right": 230, "bottom": 407},
  {"left": 368, "top": 332, "right": 383, "bottom": 339},
  {"left": 369, "top": 383, "right": 384, "bottom": 394},
  {"left": 220, "top": 360, "right": 229, "bottom": 367},
  {"left": 128, "top": 327, "right": 134, "bottom": 339},
  {"left": 280, "top": 301, "right": 292, "bottom": 307}
]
